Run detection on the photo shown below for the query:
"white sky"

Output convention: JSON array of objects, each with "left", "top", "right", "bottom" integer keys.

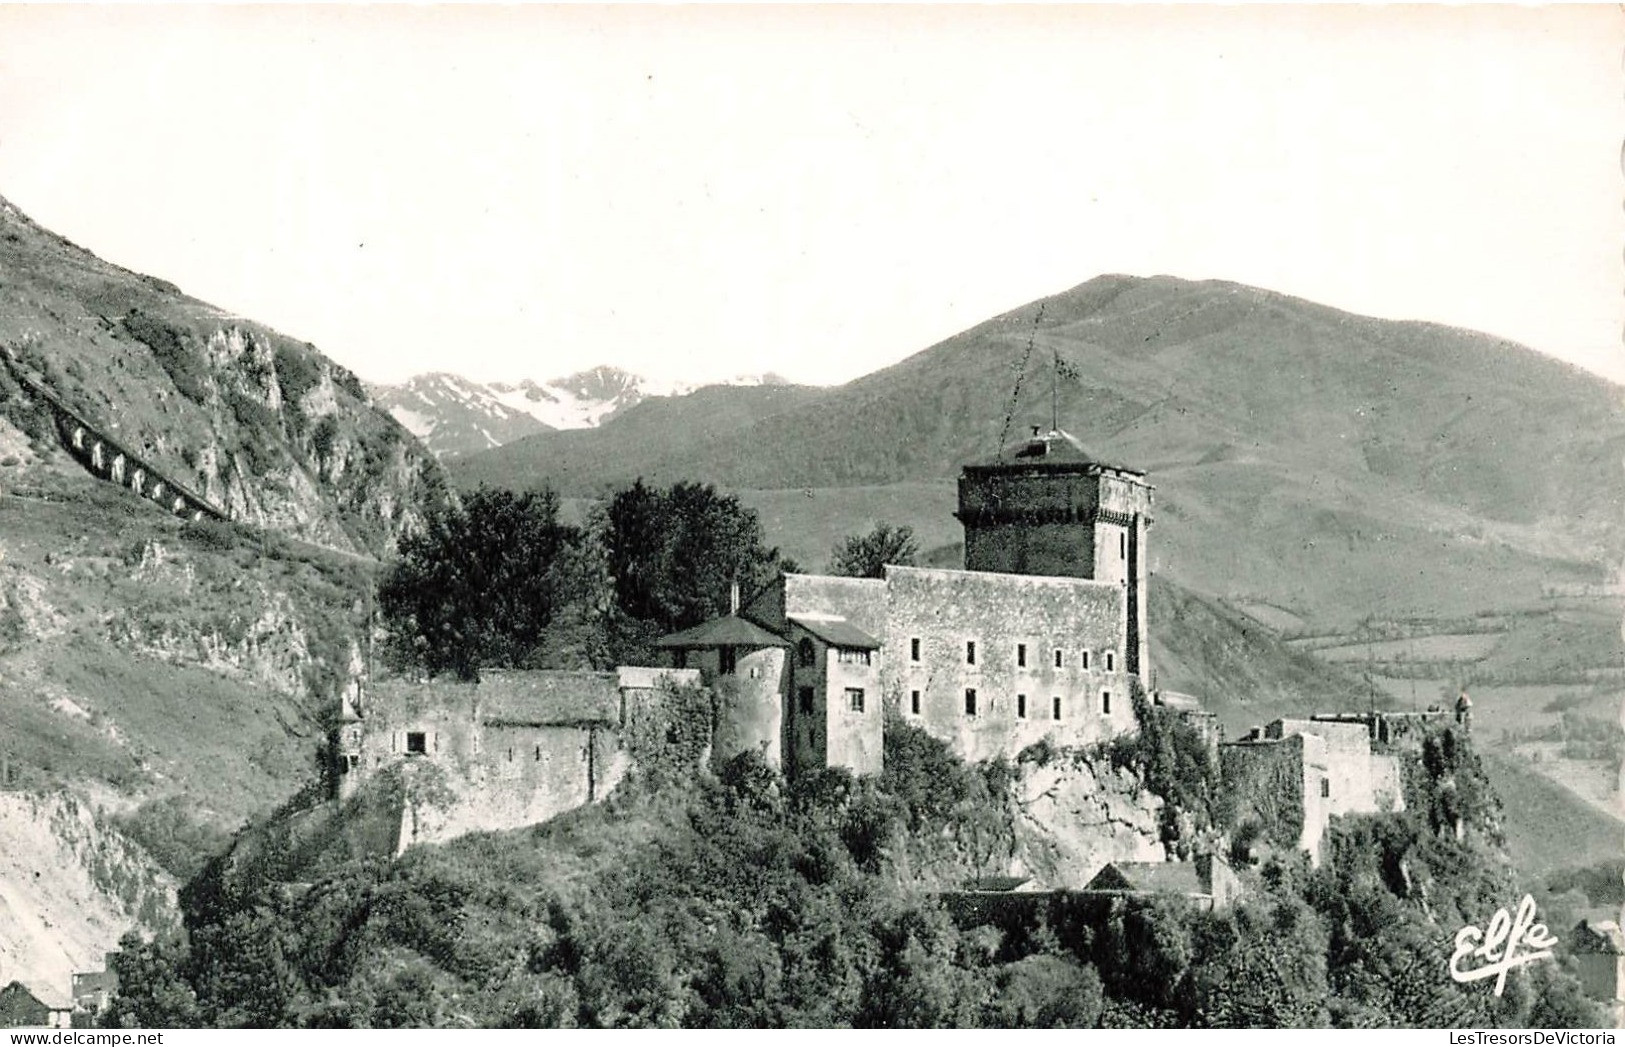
[{"left": 0, "top": 5, "right": 1619, "bottom": 387}]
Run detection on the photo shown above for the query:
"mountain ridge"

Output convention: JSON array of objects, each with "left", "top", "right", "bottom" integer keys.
[{"left": 370, "top": 367, "right": 795, "bottom": 458}]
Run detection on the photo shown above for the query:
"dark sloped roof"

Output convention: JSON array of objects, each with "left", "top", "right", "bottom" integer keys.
[
  {"left": 654, "top": 615, "right": 788, "bottom": 649},
  {"left": 966, "top": 426, "right": 1141, "bottom": 476},
  {"left": 478, "top": 670, "right": 621, "bottom": 725},
  {"left": 789, "top": 615, "right": 882, "bottom": 650},
  {"left": 962, "top": 874, "right": 1040, "bottom": 893},
  {"left": 1573, "top": 920, "right": 1625, "bottom": 954},
  {"left": 1086, "top": 861, "right": 1208, "bottom": 896}
]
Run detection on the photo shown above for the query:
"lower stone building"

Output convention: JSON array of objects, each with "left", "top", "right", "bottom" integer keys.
[
  {"left": 1080, "top": 854, "right": 1243, "bottom": 912},
  {"left": 1220, "top": 718, "right": 1405, "bottom": 863},
  {"left": 1570, "top": 919, "right": 1625, "bottom": 1018},
  {"left": 333, "top": 666, "right": 701, "bottom": 848}
]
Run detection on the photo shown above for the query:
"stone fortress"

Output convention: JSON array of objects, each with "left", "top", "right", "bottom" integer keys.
[{"left": 335, "top": 424, "right": 1412, "bottom": 866}]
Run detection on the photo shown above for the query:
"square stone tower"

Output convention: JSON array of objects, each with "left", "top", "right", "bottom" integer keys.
[{"left": 956, "top": 427, "right": 1153, "bottom": 676}]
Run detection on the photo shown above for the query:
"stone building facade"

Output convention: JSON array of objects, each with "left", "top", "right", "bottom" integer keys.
[
  {"left": 659, "top": 427, "right": 1153, "bottom": 776},
  {"left": 333, "top": 666, "right": 700, "bottom": 847},
  {"left": 732, "top": 565, "right": 1138, "bottom": 769},
  {"left": 1220, "top": 718, "right": 1405, "bottom": 863}
]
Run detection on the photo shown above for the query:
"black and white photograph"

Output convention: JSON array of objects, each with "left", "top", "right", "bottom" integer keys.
[{"left": 0, "top": 4, "right": 1619, "bottom": 1033}]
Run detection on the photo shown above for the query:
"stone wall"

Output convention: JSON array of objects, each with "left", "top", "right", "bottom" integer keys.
[
  {"left": 349, "top": 668, "right": 698, "bottom": 847},
  {"left": 883, "top": 566, "right": 1135, "bottom": 764},
  {"left": 704, "top": 647, "right": 786, "bottom": 770},
  {"left": 1221, "top": 733, "right": 1322, "bottom": 860}
]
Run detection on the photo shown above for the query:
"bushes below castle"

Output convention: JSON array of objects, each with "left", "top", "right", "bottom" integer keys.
[{"left": 103, "top": 723, "right": 1607, "bottom": 1029}]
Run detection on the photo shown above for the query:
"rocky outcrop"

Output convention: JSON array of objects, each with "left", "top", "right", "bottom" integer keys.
[
  {"left": 0, "top": 792, "right": 177, "bottom": 998},
  {"left": 1008, "top": 748, "right": 1167, "bottom": 887}
]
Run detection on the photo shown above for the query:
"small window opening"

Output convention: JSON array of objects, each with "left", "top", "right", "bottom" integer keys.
[
  {"left": 797, "top": 687, "right": 814, "bottom": 715},
  {"left": 1017, "top": 694, "right": 1027, "bottom": 719},
  {"left": 910, "top": 689, "right": 921, "bottom": 715},
  {"left": 965, "top": 688, "right": 978, "bottom": 716},
  {"left": 1320, "top": 778, "right": 1331, "bottom": 798},
  {"left": 966, "top": 641, "right": 977, "bottom": 665},
  {"left": 535, "top": 745, "right": 542, "bottom": 760},
  {"left": 798, "top": 638, "right": 816, "bottom": 667},
  {"left": 1082, "top": 650, "right": 1090, "bottom": 670},
  {"left": 1017, "top": 643, "right": 1027, "bottom": 668},
  {"left": 910, "top": 637, "right": 921, "bottom": 662},
  {"left": 1052, "top": 696, "right": 1062, "bottom": 721},
  {"left": 406, "top": 731, "right": 427, "bottom": 755},
  {"left": 719, "top": 646, "right": 737, "bottom": 674},
  {"left": 846, "top": 688, "right": 865, "bottom": 712},
  {"left": 1102, "top": 691, "right": 1112, "bottom": 715},
  {"left": 1105, "top": 651, "right": 1115, "bottom": 672},
  {"left": 1054, "top": 649, "right": 1064, "bottom": 669}
]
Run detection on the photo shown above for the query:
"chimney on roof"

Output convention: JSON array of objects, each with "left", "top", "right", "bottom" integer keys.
[{"left": 729, "top": 580, "right": 740, "bottom": 615}]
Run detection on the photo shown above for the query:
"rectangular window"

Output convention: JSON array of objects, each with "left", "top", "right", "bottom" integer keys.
[
  {"left": 1320, "top": 778, "right": 1331, "bottom": 798},
  {"left": 797, "top": 687, "right": 814, "bottom": 715},
  {"left": 846, "top": 688, "right": 866, "bottom": 713},
  {"left": 910, "top": 637, "right": 921, "bottom": 662},
  {"left": 1054, "top": 649, "right": 1064, "bottom": 669},
  {"left": 965, "top": 688, "right": 978, "bottom": 716},
  {"left": 1102, "top": 691, "right": 1111, "bottom": 715},
  {"left": 910, "top": 689, "right": 921, "bottom": 715},
  {"left": 1017, "top": 643, "right": 1027, "bottom": 668},
  {"left": 719, "top": 646, "right": 737, "bottom": 674},
  {"left": 1082, "top": 650, "right": 1090, "bottom": 670},
  {"left": 837, "top": 648, "right": 872, "bottom": 665},
  {"left": 1052, "top": 696, "right": 1062, "bottom": 721},
  {"left": 1017, "top": 694, "right": 1027, "bottom": 719},
  {"left": 966, "top": 640, "right": 977, "bottom": 665},
  {"left": 1105, "top": 651, "right": 1115, "bottom": 672},
  {"left": 406, "top": 731, "right": 427, "bottom": 755}
]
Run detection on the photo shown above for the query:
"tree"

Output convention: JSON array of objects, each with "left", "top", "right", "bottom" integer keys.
[
  {"left": 103, "top": 931, "right": 201, "bottom": 1028},
  {"left": 378, "top": 487, "right": 585, "bottom": 680},
  {"left": 604, "top": 480, "right": 783, "bottom": 633},
  {"left": 829, "top": 524, "right": 919, "bottom": 579}
]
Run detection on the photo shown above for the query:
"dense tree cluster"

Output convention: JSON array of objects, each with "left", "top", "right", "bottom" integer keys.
[
  {"left": 378, "top": 481, "right": 788, "bottom": 680},
  {"left": 827, "top": 523, "right": 918, "bottom": 578},
  {"left": 105, "top": 719, "right": 1606, "bottom": 1029}
]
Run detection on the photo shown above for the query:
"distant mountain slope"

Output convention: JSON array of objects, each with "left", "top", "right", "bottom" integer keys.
[
  {"left": 372, "top": 365, "right": 794, "bottom": 458},
  {"left": 456, "top": 381, "right": 826, "bottom": 491},
  {"left": 369, "top": 372, "right": 555, "bottom": 458},
  {"left": 455, "top": 275, "right": 1624, "bottom": 623},
  {"left": 0, "top": 193, "right": 449, "bottom": 555}
]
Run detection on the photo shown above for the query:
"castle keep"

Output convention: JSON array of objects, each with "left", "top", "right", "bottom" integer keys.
[{"left": 658, "top": 426, "right": 1153, "bottom": 774}]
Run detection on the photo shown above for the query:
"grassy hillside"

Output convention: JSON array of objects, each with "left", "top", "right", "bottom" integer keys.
[
  {"left": 1480, "top": 754, "right": 1624, "bottom": 878},
  {"left": 0, "top": 465, "right": 369, "bottom": 829},
  {"left": 0, "top": 193, "right": 449, "bottom": 556}
]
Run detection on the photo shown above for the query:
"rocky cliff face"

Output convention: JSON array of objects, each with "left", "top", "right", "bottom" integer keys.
[
  {"left": 1007, "top": 748, "right": 1167, "bottom": 886},
  {"left": 0, "top": 193, "right": 450, "bottom": 556},
  {"left": 0, "top": 791, "right": 177, "bottom": 996}
]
